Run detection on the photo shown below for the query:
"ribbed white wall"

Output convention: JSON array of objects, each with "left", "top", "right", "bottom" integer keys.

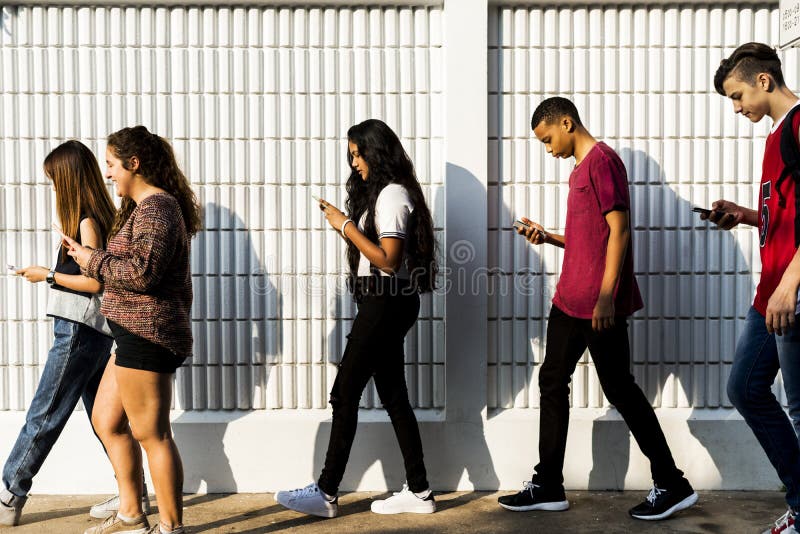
[
  {"left": 487, "top": 5, "right": 798, "bottom": 411},
  {"left": 0, "top": 1, "right": 793, "bottom": 494},
  {"left": 0, "top": 5, "right": 445, "bottom": 413}
]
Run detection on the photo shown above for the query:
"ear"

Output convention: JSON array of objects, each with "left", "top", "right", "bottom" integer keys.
[
  {"left": 128, "top": 156, "right": 140, "bottom": 173},
  {"left": 757, "top": 72, "right": 773, "bottom": 92},
  {"left": 562, "top": 117, "right": 575, "bottom": 133}
]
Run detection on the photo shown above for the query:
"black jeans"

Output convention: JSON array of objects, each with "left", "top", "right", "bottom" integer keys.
[
  {"left": 318, "top": 290, "right": 429, "bottom": 495},
  {"left": 533, "top": 305, "right": 685, "bottom": 489}
]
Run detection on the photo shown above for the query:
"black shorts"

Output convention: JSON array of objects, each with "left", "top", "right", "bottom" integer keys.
[{"left": 108, "top": 320, "right": 185, "bottom": 374}]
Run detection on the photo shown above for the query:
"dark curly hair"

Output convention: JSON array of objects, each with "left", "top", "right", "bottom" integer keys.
[
  {"left": 714, "top": 42, "right": 785, "bottom": 96},
  {"left": 106, "top": 125, "right": 201, "bottom": 238},
  {"left": 531, "top": 97, "right": 583, "bottom": 130},
  {"left": 345, "top": 119, "right": 438, "bottom": 293}
]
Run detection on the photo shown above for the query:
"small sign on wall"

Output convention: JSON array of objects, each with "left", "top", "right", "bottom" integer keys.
[{"left": 781, "top": 0, "right": 800, "bottom": 48}]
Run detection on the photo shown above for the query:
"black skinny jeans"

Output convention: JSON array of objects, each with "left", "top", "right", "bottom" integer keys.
[
  {"left": 533, "top": 305, "right": 685, "bottom": 489},
  {"left": 318, "top": 290, "right": 429, "bottom": 495}
]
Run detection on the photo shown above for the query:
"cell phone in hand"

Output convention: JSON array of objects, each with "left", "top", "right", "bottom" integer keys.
[
  {"left": 514, "top": 220, "right": 547, "bottom": 239},
  {"left": 311, "top": 195, "right": 327, "bottom": 211},
  {"left": 691, "top": 207, "right": 712, "bottom": 216}
]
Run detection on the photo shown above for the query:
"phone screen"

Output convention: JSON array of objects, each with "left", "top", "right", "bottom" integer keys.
[{"left": 691, "top": 207, "right": 712, "bottom": 216}]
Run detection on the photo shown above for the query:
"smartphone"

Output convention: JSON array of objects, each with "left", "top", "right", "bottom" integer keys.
[
  {"left": 691, "top": 207, "right": 712, "bottom": 216},
  {"left": 311, "top": 195, "right": 327, "bottom": 211},
  {"left": 514, "top": 220, "right": 547, "bottom": 239}
]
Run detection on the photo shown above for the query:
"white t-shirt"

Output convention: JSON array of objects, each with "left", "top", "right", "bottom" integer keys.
[{"left": 357, "top": 183, "right": 414, "bottom": 278}]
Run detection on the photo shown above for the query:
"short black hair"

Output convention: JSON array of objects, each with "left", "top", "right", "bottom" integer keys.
[
  {"left": 531, "top": 97, "right": 583, "bottom": 130},
  {"left": 714, "top": 42, "right": 785, "bottom": 96}
]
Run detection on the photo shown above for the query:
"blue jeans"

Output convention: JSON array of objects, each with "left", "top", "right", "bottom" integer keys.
[
  {"left": 2, "top": 318, "right": 112, "bottom": 497},
  {"left": 728, "top": 306, "right": 800, "bottom": 509}
]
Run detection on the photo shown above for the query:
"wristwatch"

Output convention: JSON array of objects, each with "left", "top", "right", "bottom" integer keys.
[{"left": 46, "top": 270, "right": 56, "bottom": 285}]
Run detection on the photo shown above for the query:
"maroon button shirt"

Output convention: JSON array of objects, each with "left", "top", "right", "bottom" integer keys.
[{"left": 552, "top": 142, "right": 644, "bottom": 319}]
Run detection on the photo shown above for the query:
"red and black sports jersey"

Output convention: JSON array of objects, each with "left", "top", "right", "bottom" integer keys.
[{"left": 754, "top": 105, "right": 800, "bottom": 315}]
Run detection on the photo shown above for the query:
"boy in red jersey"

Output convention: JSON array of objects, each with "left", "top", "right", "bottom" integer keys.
[{"left": 710, "top": 42, "right": 800, "bottom": 534}]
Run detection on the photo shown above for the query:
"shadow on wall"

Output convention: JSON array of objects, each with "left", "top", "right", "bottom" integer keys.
[
  {"left": 173, "top": 202, "right": 282, "bottom": 494},
  {"left": 586, "top": 148, "right": 763, "bottom": 490},
  {"left": 309, "top": 165, "right": 501, "bottom": 493},
  {"left": 1, "top": 7, "right": 17, "bottom": 37}
]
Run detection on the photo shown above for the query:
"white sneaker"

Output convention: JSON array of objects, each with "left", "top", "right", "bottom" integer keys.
[
  {"left": 370, "top": 484, "right": 436, "bottom": 515},
  {"left": 0, "top": 489, "right": 26, "bottom": 526},
  {"left": 275, "top": 483, "right": 338, "bottom": 518},
  {"left": 90, "top": 485, "right": 152, "bottom": 520}
]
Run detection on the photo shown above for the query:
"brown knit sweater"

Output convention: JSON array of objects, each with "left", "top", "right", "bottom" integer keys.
[{"left": 85, "top": 192, "right": 193, "bottom": 358}]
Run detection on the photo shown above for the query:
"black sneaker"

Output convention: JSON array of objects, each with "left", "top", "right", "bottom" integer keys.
[
  {"left": 628, "top": 481, "right": 698, "bottom": 520},
  {"left": 497, "top": 481, "right": 569, "bottom": 512}
]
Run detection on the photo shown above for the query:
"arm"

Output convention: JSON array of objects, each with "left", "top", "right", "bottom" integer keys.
[
  {"left": 592, "top": 210, "right": 630, "bottom": 332},
  {"left": 517, "top": 217, "right": 565, "bottom": 249},
  {"left": 342, "top": 224, "right": 404, "bottom": 274},
  {"left": 15, "top": 218, "right": 103, "bottom": 293},
  {"left": 69, "top": 199, "right": 179, "bottom": 293},
  {"left": 702, "top": 199, "right": 758, "bottom": 229},
  {"left": 53, "top": 218, "right": 103, "bottom": 293},
  {"left": 321, "top": 201, "right": 405, "bottom": 274},
  {"left": 766, "top": 246, "right": 800, "bottom": 335}
]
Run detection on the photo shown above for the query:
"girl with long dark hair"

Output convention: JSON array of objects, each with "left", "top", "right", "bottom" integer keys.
[
  {"left": 276, "top": 119, "right": 439, "bottom": 517},
  {"left": 61, "top": 126, "right": 200, "bottom": 534},
  {"left": 1, "top": 141, "right": 120, "bottom": 526}
]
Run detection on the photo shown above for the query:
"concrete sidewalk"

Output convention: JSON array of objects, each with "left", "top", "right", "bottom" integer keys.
[{"left": 0, "top": 491, "right": 785, "bottom": 533}]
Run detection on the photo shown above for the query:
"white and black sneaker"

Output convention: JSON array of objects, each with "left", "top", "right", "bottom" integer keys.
[
  {"left": 628, "top": 481, "right": 698, "bottom": 520},
  {"left": 370, "top": 484, "right": 436, "bottom": 515},
  {"left": 497, "top": 481, "right": 569, "bottom": 512},
  {"left": 275, "top": 482, "right": 338, "bottom": 518}
]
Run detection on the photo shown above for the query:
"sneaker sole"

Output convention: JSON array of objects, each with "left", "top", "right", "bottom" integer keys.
[
  {"left": 85, "top": 528, "right": 148, "bottom": 534},
  {"left": 630, "top": 491, "right": 698, "bottom": 521},
  {"left": 370, "top": 504, "right": 436, "bottom": 515},
  {"left": 275, "top": 494, "right": 337, "bottom": 518},
  {"left": 498, "top": 500, "right": 569, "bottom": 512}
]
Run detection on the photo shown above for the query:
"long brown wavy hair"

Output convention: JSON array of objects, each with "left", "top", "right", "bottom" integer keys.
[
  {"left": 44, "top": 140, "right": 116, "bottom": 262},
  {"left": 106, "top": 125, "right": 201, "bottom": 238}
]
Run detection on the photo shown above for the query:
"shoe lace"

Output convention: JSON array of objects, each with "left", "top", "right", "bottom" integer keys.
[
  {"left": 772, "top": 509, "right": 794, "bottom": 531},
  {"left": 522, "top": 481, "right": 539, "bottom": 497},
  {"left": 100, "top": 514, "right": 118, "bottom": 528},
  {"left": 289, "top": 483, "right": 319, "bottom": 499},
  {"left": 645, "top": 486, "right": 665, "bottom": 505},
  {"left": 392, "top": 483, "right": 411, "bottom": 497}
]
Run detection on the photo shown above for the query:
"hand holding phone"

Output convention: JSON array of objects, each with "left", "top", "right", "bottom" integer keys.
[
  {"left": 514, "top": 219, "right": 547, "bottom": 242},
  {"left": 311, "top": 195, "right": 327, "bottom": 211}
]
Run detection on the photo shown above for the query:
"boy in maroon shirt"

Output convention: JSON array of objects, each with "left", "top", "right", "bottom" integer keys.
[{"left": 497, "top": 97, "right": 697, "bottom": 520}]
